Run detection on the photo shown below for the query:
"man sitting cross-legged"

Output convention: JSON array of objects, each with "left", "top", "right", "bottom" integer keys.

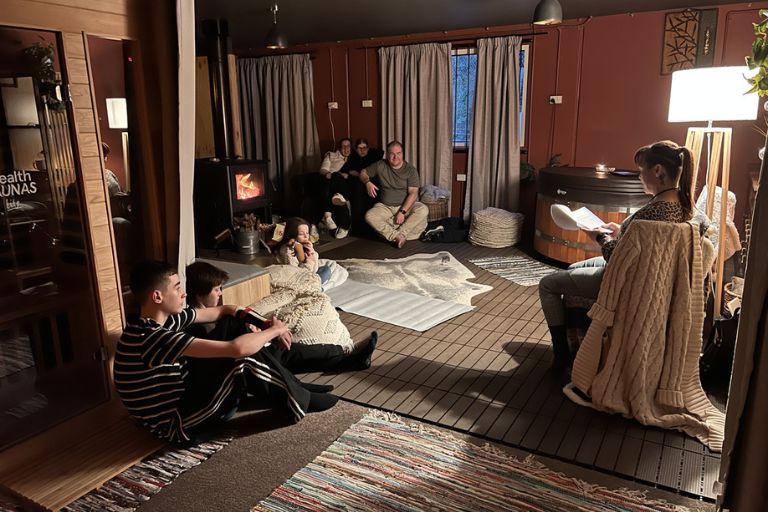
[
  {"left": 114, "top": 260, "right": 359, "bottom": 444},
  {"left": 360, "top": 140, "right": 428, "bottom": 248}
]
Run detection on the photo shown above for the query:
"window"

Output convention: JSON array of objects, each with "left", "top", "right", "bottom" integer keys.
[
  {"left": 451, "top": 44, "right": 530, "bottom": 148},
  {"left": 451, "top": 47, "right": 477, "bottom": 148}
]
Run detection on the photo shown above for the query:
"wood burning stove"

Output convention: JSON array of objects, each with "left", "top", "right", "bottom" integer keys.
[{"left": 193, "top": 159, "right": 270, "bottom": 249}]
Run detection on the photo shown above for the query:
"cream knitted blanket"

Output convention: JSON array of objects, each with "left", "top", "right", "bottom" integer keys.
[{"left": 570, "top": 220, "right": 725, "bottom": 452}]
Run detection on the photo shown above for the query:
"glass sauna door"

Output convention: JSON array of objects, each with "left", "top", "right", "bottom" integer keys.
[{"left": 0, "top": 26, "right": 109, "bottom": 449}]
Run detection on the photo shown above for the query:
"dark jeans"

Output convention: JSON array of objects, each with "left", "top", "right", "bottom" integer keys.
[{"left": 323, "top": 173, "right": 352, "bottom": 230}]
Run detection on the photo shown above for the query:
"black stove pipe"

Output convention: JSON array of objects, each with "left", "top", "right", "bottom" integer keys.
[{"left": 201, "top": 18, "right": 233, "bottom": 160}]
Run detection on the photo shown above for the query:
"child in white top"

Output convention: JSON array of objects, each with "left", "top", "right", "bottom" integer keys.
[{"left": 276, "top": 217, "right": 331, "bottom": 284}]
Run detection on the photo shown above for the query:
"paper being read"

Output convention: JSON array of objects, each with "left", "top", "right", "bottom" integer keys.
[{"left": 550, "top": 204, "right": 608, "bottom": 231}]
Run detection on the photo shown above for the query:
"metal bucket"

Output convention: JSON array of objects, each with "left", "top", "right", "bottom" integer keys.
[{"left": 235, "top": 230, "right": 260, "bottom": 254}]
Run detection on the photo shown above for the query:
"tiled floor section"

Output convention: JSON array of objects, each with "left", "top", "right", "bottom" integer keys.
[{"left": 302, "top": 238, "right": 722, "bottom": 500}]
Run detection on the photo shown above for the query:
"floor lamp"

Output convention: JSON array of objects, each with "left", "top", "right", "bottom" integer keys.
[{"left": 668, "top": 66, "right": 759, "bottom": 317}]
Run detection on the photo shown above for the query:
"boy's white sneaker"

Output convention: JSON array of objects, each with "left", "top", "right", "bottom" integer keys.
[
  {"left": 331, "top": 193, "right": 347, "bottom": 206},
  {"left": 335, "top": 227, "right": 349, "bottom": 239}
]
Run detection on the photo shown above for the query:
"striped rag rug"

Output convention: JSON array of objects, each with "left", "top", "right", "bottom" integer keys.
[
  {"left": 253, "top": 413, "right": 696, "bottom": 512},
  {"left": 62, "top": 438, "right": 230, "bottom": 512},
  {"left": 469, "top": 254, "right": 560, "bottom": 287}
]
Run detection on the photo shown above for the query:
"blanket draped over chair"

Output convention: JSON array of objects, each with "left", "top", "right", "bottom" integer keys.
[{"left": 570, "top": 220, "right": 724, "bottom": 452}]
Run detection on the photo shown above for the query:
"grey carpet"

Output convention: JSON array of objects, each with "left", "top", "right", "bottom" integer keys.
[{"left": 136, "top": 401, "right": 366, "bottom": 512}]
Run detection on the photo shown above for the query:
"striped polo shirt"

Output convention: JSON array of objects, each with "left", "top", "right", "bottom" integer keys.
[{"left": 114, "top": 307, "right": 198, "bottom": 443}]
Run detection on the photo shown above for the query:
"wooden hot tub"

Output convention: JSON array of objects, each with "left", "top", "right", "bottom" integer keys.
[{"left": 535, "top": 167, "right": 648, "bottom": 264}]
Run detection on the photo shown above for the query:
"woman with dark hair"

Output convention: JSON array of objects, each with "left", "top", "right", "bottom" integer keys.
[{"left": 538, "top": 140, "right": 696, "bottom": 373}]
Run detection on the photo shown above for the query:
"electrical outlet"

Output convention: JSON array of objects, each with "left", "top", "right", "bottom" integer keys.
[
  {"left": 328, "top": 101, "right": 339, "bottom": 109},
  {"left": 361, "top": 99, "right": 373, "bottom": 108},
  {"left": 456, "top": 174, "right": 467, "bottom": 182},
  {"left": 549, "top": 95, "right": 563, "bottom": 104}
]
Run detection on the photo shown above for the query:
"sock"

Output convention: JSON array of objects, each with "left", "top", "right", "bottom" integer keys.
[
  {"left": 301, "top": 382, "right": 335, "bottom": 393},
  {"left": 356, "top": 331, "right": 378, "bottom": 369},
  {"left": 307, "top": 392, "right": 339, "bottom": 412}
]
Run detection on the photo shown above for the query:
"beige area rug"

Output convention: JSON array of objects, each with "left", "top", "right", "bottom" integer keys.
[{"left": 337, "top": 251, "right": 492, "bottom": 306}]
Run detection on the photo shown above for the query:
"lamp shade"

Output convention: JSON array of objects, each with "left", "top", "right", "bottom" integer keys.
[
  {"left": 533, "top": 0, "right": 562, "bottom": 25},
  {"left": 266, "top": 23, "right": 287, "bottom": 49},
  {"left": 668, "top": 66, "right": 759, "bottom": 123},
  {"left": 106, "top": 98, "right": 128, "bottom": 129}
]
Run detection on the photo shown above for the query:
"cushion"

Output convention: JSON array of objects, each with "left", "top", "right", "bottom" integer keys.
[{"left": 249, "top": 265, "right": 353, "bottom": 352}]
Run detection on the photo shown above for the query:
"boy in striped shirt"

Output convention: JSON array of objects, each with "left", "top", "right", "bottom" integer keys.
[{"left": 114, "top": 260, "right": 337, "bottom": 444}]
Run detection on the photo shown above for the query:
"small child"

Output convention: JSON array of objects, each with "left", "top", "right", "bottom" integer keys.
[
  {"left": 114, "top": 260, "right": 340, "bottom": 445},
  {"left": 276, "top": 217, "right": 332, "bottom": 284},
  {"left": 185, "top": 261, "right": 376, "bottom": 375}
]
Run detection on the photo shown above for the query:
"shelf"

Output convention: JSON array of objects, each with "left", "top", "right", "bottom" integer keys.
[{"left": 4, "top": 218, "right": 49, "bottom": 228}]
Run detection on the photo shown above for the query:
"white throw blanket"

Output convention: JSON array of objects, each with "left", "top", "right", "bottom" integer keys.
[{"left": 337, "top": 251, "right": 492, "bottom": 305}]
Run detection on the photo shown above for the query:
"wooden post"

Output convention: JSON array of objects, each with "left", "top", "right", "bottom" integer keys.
[{"left": 685, "top": 126, "right": 733, "bottom": 318}]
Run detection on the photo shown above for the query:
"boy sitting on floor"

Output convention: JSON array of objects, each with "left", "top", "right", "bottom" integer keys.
[
  {"left": 114, "top": 260, "right": 355, "bottom": 444},
  {"left": 185, "top": 260, "right": 376, "bottom": 375}
]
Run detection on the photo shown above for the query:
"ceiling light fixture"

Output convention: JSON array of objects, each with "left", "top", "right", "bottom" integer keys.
[
  {"left": 533, "top": 0, "right": 563, "bottom": 25},
  {"left": 266, "top": 2, "right": 287, "bottom": 49}
]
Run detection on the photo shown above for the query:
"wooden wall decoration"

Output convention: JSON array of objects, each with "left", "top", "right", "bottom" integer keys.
[{"left": 661, "top": 9, "right": 718, "bottom": 74}]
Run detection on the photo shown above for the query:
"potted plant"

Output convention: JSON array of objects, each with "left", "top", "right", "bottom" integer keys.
[{"left": 23, "top": 42, "right": 65, "bottom": 112}]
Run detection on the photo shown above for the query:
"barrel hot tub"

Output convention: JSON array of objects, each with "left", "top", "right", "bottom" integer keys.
[{"left": 535, "top": 167, "right": 648, "bottom": 264}]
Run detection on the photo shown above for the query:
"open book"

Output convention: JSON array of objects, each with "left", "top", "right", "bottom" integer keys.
[{"left": 550, "top": 204, "right": 610, "bottom": 232}]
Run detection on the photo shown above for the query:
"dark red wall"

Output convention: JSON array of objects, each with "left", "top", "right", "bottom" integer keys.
[
  {"left": 0, "top": 27, "right": 59, "bottom": 79},
  {"left": 87, "top": 36, "right": 127, "bottom": 188},
  {"left": 240, "top": 2, "right": 766, "bottom": 231}
]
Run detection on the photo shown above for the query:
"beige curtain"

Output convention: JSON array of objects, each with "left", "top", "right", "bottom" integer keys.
[
  {"left": 238, "top": 54, "right": 320, "bottom": 205},
  {"left": 718, "top": 155, "right": 768, "bottom": 511},
  {"left": 379, "top": 43, "right": 453, "bottom": 194},
  {"left": 464, "top": 36, "right": 522, "bottom": 218},
  {"left": 177, "top": 0, "right": 195, "bottom": 284}
]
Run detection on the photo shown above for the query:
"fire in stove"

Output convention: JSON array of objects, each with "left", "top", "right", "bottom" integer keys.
[{"left": 235, "top": 171, "right": 264, "bottom": 200}]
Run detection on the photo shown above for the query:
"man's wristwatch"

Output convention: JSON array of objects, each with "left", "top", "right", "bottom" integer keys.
[{"left": 399, "top": 209, "right": 407, "bottom": 215}]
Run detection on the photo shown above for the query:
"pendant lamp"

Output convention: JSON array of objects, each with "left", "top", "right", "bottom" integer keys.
[
  {"left": 533, "top": 0, "right": 562, "bottom": 25},
  {"left": 266, "top": 3, "right": 287, "bottom": 49}
]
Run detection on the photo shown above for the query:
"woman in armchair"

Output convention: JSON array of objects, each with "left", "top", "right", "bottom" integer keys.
[{"left": 538, "top": 140, "right": 696, "bottom": 373}]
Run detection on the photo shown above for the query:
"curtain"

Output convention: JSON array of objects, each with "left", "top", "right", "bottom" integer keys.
[
  {"left": 379, "top": 43, "right": 453, "bottom": 194},
  {"left": 176, "top": 0, "right": 195, "bottom": 284},
  {"left": 238, "top": 55, "right": 320, "bottom": 205},
  {"left": 464, "top": 36, "right": 522, "bottom": 218},
  {"left": 718, "top": 156, "right": 768, "bottom": 511}
]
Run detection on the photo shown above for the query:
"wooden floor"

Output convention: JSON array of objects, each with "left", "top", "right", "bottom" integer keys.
[{"left": 303, "top": 237, "right": 722, "bottom": 501}]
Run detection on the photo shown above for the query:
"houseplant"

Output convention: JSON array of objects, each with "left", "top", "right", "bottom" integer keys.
[{"left": 23, "top": 42, "right": 65, "bottom": 112}]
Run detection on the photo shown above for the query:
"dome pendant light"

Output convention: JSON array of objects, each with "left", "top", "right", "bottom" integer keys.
[
  {"left": 266, "top": 3, "right": 287, "bottom": 49},
  {"left": 532, "top": 0, "right": 563, "bottom": 25}
]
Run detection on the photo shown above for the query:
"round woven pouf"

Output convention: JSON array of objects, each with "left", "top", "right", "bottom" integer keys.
[{"left": 469, "top": 207, "right": 524, "bottom": 248}]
